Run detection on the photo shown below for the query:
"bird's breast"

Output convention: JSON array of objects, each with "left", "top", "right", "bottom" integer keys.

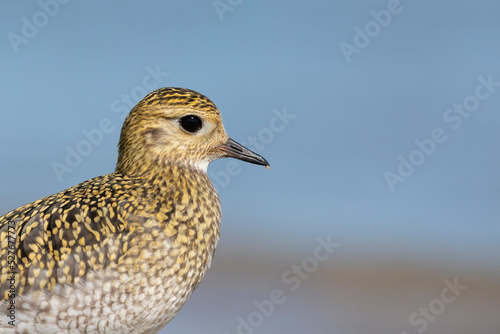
[{"left": 106, "top": 173, "right": 222, "bottom": 328}]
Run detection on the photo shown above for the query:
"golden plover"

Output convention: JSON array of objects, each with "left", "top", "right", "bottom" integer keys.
[{"left": 0, "top": 87, "right": 269, "bottom": 333}]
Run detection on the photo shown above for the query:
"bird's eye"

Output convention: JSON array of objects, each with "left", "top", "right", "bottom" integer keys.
[{"left": 180, "top": 115, "right": 203, "bottom": 133}]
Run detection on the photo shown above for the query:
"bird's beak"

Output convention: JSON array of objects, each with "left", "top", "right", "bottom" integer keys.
[{"left": 218, "top": 138, "right": 270, "bottom": 168}]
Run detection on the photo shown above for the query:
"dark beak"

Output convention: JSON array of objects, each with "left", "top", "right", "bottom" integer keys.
[{"left": 219, "top": 138, "right": 270, "bottom": 168}]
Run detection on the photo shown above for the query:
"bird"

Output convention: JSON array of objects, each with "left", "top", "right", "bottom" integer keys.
[{"left": 0, "top": 87, "right": 269, "bottom": 334}]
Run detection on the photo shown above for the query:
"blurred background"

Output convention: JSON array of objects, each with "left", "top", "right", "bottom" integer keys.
[{"left": 1, "top": 1, "right": 499, "bottom": 333}]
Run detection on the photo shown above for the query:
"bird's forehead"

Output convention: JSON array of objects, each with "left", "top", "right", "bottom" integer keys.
[{"left": 136, "top": 87, "right": 222, "bottom": 121}]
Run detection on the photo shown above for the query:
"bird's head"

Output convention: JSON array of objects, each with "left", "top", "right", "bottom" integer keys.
[{"left": 116, "top": 87, "right": 269, "bottom": 176}]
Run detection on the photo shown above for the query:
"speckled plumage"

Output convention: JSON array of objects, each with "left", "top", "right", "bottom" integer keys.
[{"left": 0, "top": 87, "right": 269, "bottom": 333}]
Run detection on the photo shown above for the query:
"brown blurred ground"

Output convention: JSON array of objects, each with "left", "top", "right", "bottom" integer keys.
[{"left": 167, "top": 247, "right": 500, "bottom": 334}]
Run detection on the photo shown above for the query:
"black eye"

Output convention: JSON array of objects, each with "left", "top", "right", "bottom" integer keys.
[{"left": 180, "top": 115, "right": 202, "bottom": 133}]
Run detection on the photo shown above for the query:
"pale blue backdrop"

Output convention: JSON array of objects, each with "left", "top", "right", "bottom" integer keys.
[{"left": 1, "top": 1, "right": 499, "bottom": 333}]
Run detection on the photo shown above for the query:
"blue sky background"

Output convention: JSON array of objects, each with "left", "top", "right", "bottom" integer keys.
[{"left": 0, "top": 0, "right": 499, "bottom": 278}]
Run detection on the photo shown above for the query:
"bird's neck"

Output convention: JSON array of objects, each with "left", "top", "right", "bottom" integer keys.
[
  {"left": 116, "top": 150, "right": 209, "bottom": 180},
  {"left": 117, "top": 159, "right": 211, "bottom": 194},
  {"left": 117, "top": 160, "right": 222, "bottom": 247}
]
